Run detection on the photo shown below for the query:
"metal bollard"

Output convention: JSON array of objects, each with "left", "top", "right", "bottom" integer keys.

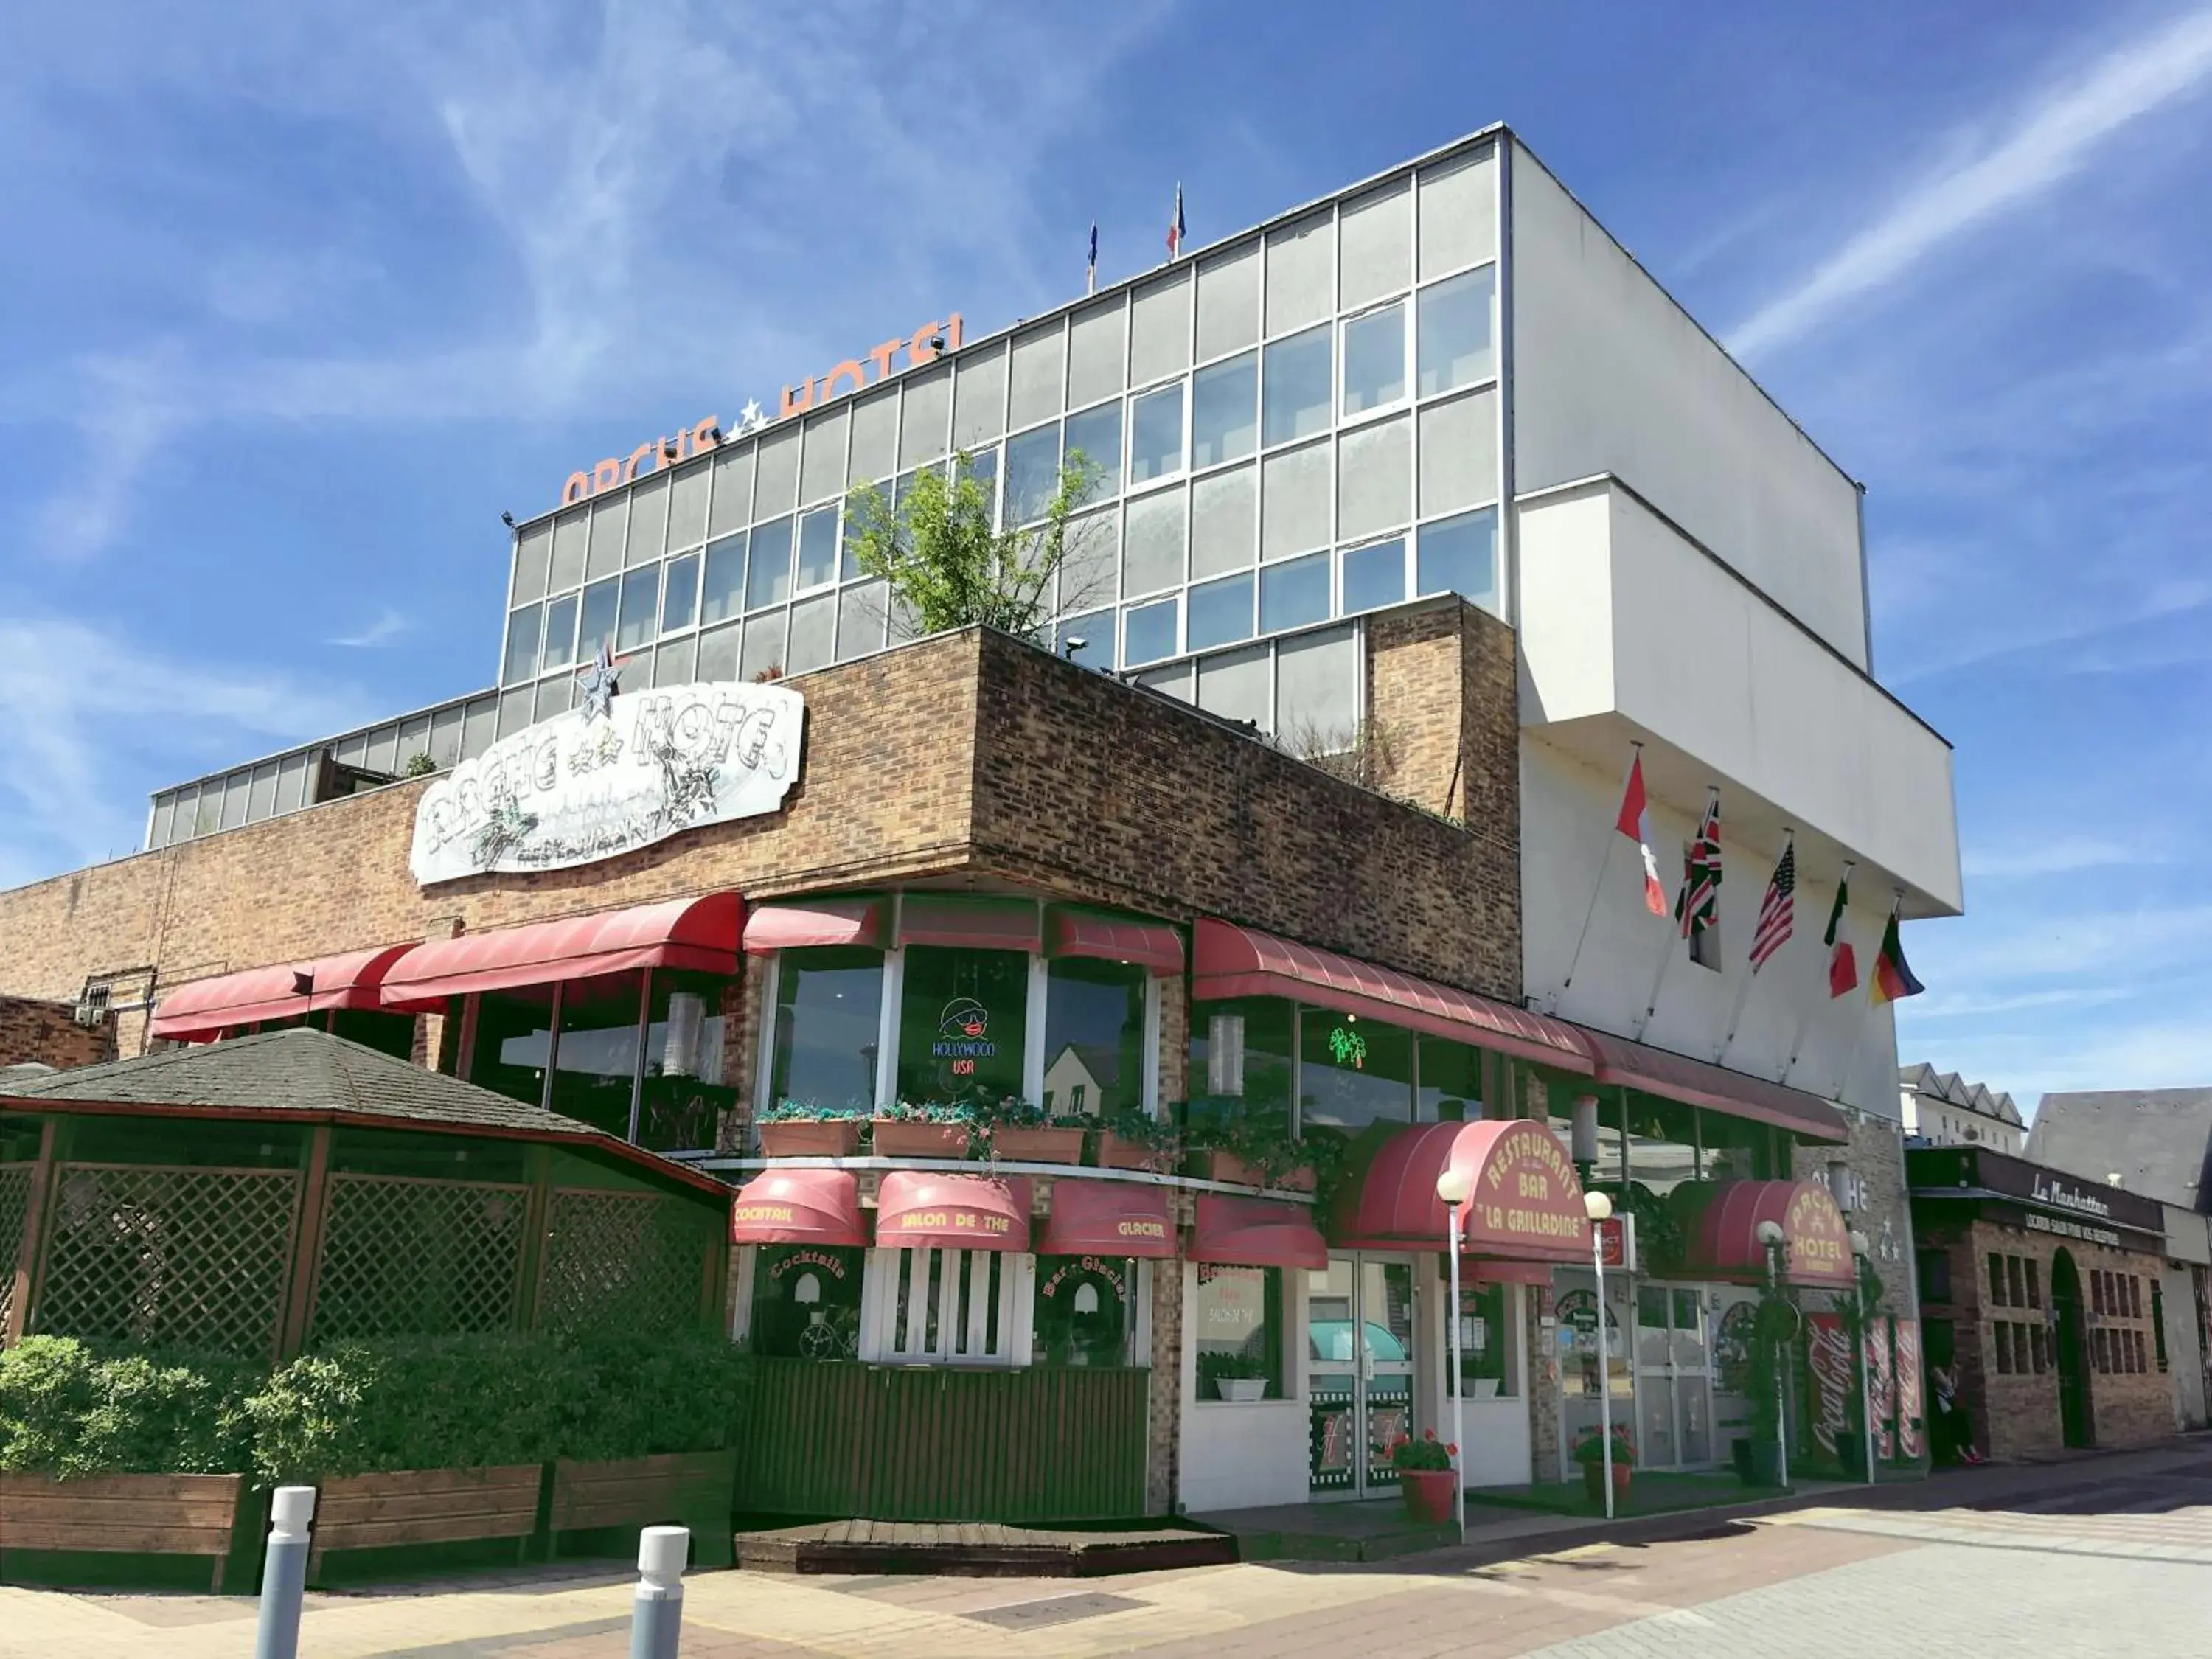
[
  {"left": 630, "top": 1525, "right": 689, "bottom": 1659},
  {"left": 254, "top": 1485, "right": 316, "bottom": 1659}
]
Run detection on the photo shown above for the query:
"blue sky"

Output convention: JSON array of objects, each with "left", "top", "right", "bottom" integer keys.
[{"left": 4, "top": 2, "right": 2210, "bottom": 1107}]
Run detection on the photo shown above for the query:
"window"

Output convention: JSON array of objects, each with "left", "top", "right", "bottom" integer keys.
[
  {"left": 1259, "top": 552, "right": 1331, "bottom": 633},
  {"left": 1262, "top": 327, "right": 1332, "bottom": 447},
  {"left": 1064, "top": 403, "right": 1121, "bottom": 502},
  {"left": 1261, "top": 439, "right": 1330, "bottom": 562},
  {"left": 1450, "top": 1279, "right": 1517, "bottom": 1397},
  {"left": 1034, "top": 1255, "right": 1145, "bottom": 1366},
  {"left": 768, "top": 947, "right": 886, "bottom": 1112},
  {"left": 616, "top": 566, "right": 658, "bottom": 653},
  {"left": 1341, "top": 302, "right": 1405, "bottom": 416},
  {"left": 1624, "top": 1097, "right": 1700, "bottom": 1201},
  {"left": 1187, "top": 997, "right": 1294, "bottom": 1138},
  {"left": 1340, "top": 537, "right": 1406, "bottom": 615},
  {"left": 2093, "top": 1327, "right": 2109, "bottom": 1372},
  {"left": 751, "top": 1245, "right": 863, "bottom": 1360},
  {"left": 1416, "top": 1037, "right": 1482, "bottom": 1122},
  {"left": 1336, "top": 415, "right": 1409, "bottom": 541},
  {"left": 2130, "top": 1275, "right": 2143, "bottom": 1319},
  {"left": 1419, "top": 389, "right": 1498, "bottom": 517},
  {"left": 1417, "top": 267, "right": 1495, "bottom": 396},
  {"left": 747, "top": 518, "right": 794, "bottom": 611},
  {"left": 1124, "top": 487, "right": 1185, "bottom": 597},
  {"left": 1192, "top": 352, "right": 1258, "bottom": 469},
  {"left": 587, "top": 494, "right": 628, "bottom": 579},
  {"left": 1122, "top": 597, "right": 1178, "bottom": 666},
  {"left": 700, "top": 535, "right": 745, "bottom": 627},
  {"left": 1298, "top": 1012, "right": 1413, "bottom": 1135},
  {"left": 578, "top": 577, "right": 619, "bottom": 660},
  {"left": 2016, "top": 1322, "right": 2033, "bottom": 1375},
  {"left": 2029, "top": 1324, "right": 2047, "bottom": 1373},
  {"left": 658, "top": 552, "right": 699, "bottom": 635},
  {"left": 501, "top": 606, "right": 542, "bottom": 686},
  {"left": 2025, "top": 1259, "right": 2041, "bottom": 1310},
  {"left": 954, "top": 448, "right": 999, "bottom": 529},
  {"left": 897, "top": 945, "right": 1029, "bottom": 1106},
  {"left": 1989, "top": 1253, "right": 2008, "bottom": 1307},
  {"left": 1918, "top": 1249, "right": 1952, "bottom": 1304},
  {"left": 1194, "top": 1265, "right": 1284, "bottom": 1400},
  {"left": 550, "top": 507, "right": 588, "bottom": 591},
  {"left": 1005, "top": 424, "right": 1062, "bottom": 524},
  {"left": 1186, "top": 573, "right": 1254, "bottom": 650},
  {"left": 1190, "top": 465, "right": 1256, "bottom": 580},
  {"left": 540, "top": 594, "right": 579, "bottom": 671},
  {"left": 1994, "top": 1323, "right": 2012, "bottom": 1374},
  {"left": 1196, "top": 241, "right": 1260, "bottom": 359},
  {"left": 1042, "top": 957, "right": 1149, "bottom": 1118},
  {"left": 1055, "top": 610, "right": 1111, "bottom": 672},
  {"left": 865, "top": 1246, "right": 1031, "bottom": 1366},
  {"left": 1418, "top": 509, "right": 1498, "bottom": 608},
  {"left": 1129, "top": 383, "right": 1185, "bottom": 485},
  {"left": 512, "top": 522, "right": 552, "bottom": 604},
  {"left": 1066, "top": 299, "right": 1126, "bottom": 410},
  {"left": 2006, "top": 1256, "right": 2025, "bottom": 1307},
  {"left": 2154, "top": 1281, "right": 2170, "bottom": 1370},
  {"left": 796, "top": 506, "right": 839, "bottom": 591}
]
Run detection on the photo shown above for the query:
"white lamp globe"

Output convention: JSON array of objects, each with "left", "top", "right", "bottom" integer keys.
[
  {"left": 1583, "top": 1190, "right": 1613, "bottom": 1222},
  {"left": 1436, "top": 1168, "right": 1473, "bottom": 1206}
]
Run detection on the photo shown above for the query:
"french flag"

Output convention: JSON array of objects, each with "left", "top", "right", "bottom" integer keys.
[{"left": 1166, "top": 184, "right": 1185, "bottom": 260}]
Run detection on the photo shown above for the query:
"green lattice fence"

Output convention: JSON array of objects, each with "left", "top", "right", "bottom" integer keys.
[
  {"left": 537, "top": 1189, "right": 711, "bottom": 1336},
  {"left": 32, "top": 1164, "right": 302, "bottom": 1358},
  {"left": 308, "top": 1173, "right": 529, "bottom": 1344},
  {"left": 0, "top": 1162, "right": 36, "bottom": 1339}
]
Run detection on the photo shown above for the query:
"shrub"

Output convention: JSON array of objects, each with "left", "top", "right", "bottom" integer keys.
[
  {"left": 1389, "top": 1430, "right": 1457, "bottom": 1472},
  {"left": 0, "top": 1336, "right": 261, "bottom": 1478}
]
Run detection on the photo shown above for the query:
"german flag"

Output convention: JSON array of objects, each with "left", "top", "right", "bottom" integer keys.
[{"left": 1868, "top": 911, "right": 1925, "bottom": 1005}]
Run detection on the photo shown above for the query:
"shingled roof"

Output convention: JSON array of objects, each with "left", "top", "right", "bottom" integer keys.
[
  {"left": 0, "top": 1028, "right": 724, "bottom": 1196},
  {"left": 2028, "top": 1088, "right": 2212, "bottom": 1214}
]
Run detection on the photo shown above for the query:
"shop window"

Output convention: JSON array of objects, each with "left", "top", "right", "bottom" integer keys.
[
  {"left": 751, "top": 1245, "right": 863, "bottom": 1360},
  {"left": 1194, "top": 1264, "right": 1284, "bottom": 1400},
  {"left": 1298, "top": 1011, "right": 1413, "bottom": 1135},
  {"left": 1186, "top": 997, "right": 1294, "bottom": 1139},
  {"left": 1918, "top": 1249, "right": 1952, "bottom": 1305},
  {"left": 1416, "top": 1037, "right": 1482, "bottom": 1121},
  {"left": 2006, "top": 1256, "right": 2025, "bottom": 1307},
  {"left": 547, "top": 975, "right": 655, "bottom": 1138},
  {"left": 2031, "top": 1325, "right": 2048, "bottom": 1374},
  {"left": 897, "top": 946, "right": 1029, "bottom": 1106},
  {"left": 2025, "top": 1259, "right": 2041, "bottom": 1310},
  {"left": 636, "top": 972, "right": 737, "bottom": 1152},
  {"left": 1450, "top": 1279, "right": 1517, "bottom": 1398},
  {"left": 1033, "top": 1255, "right": 1146, "bottom": 1366},
  {"left": 1699, "top": 1109, "right": 1776, "bottom": 1183},
  {"left": 2154, "top": 1282, "right": 2170, "bottom": 1370},
  {"left": 768, "top": 947, "right": 886, "bottom": 1113},
  {"left": 1624, "top": 1096, "right": 1700, "bottom": 1203},
  {"left": 1990, "top": 1253, "right": 2009, "bottom": 1307},
  {"left": 1994, "top": 1324, "right": 2012, "bottom": 1374},
  {"left": 469, "top": 990, "right": 560, "bottom": 1110},
  {"left": 863, "top": 1247, "right": 1032, "bottom": 1366},
  {"left": 1042, "top": 958, "right": 1148, "bottom": 1119}
]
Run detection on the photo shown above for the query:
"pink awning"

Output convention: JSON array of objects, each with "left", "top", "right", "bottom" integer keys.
[
  {"left": 731, "top": 1169, "right": 866, "bottom": 1247},
  {"left": 742, "top": 897, "right": 889, "bottom": 955},
  {"left": 380, "top": 893, "right": 742, "bottom": 1010},
  {"left": 1037, "top": 1179, "right": 1177, "bottom": 1259},
  {"left": 1046, "top": 907, "right": 1185, "bottom": 976},
  {"left": 1191, "top": 1194, "right": 1329, "bottom": 1271},
  {"left": 896, "top": 895, "right": 1043, "bottom": 953},
  {"left": 1576, "top": 1027, "right": 1848, "bottom": 1144},
  {"left": 1666, "top": 1179, "right": 1856, "bottom": 1289},
  {"left": 874, "top": 1172, "right": 1032, "bottom": 1253},
  {"left": 151, "top": 945, "right": 418, "bottom": 1040},
  {"left": 1328, "top": 1120, "right": 1590, "bottom": 1263},
  {"left": 1193, "top": 919, "right": 1593, "bottom": 1073}
]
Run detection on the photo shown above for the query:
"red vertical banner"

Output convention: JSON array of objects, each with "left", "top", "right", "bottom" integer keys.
[
  {"left": 1892, "top": 1318, "right": 1924, "bottom": 1461},
  {"left": 1805, "top": 1312, "right": 1854, "bottom": 1462},
  {"left": 1863, "top": 1317, "right": 1897, "bottom": 1459}
]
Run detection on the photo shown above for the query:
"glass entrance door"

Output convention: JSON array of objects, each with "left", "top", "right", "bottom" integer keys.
[
  {"left": 1554, "top": 1265, "right": 1632, "bottom": 1479},
  {"left": 1307, "top": 1255, "right": 1417, "bottom": 1497},
  {"left": 1634, "top": 1283, "right": 1715, "bottom": 1468}
]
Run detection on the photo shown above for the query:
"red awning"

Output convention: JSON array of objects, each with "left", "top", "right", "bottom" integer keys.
[
  {"left": 1329, "top": 1120, "right": 1591, "bottom": 1262},
  {"left": 380, "top": 893, "right": 742, "bottom": 1010},
  {"left": 742, "top": 897, "right": 889, "bottom": 955},
  {"left": 1046, "top": 907, "right": 1185, "bottom": 976},
  {"left": 874, "top": 1172, "right": 1032, "bottom": 1253},
  {"left": 1037, "top": 1179, "right": 1177, "bottom": 1259},
  {"left": 1191, "top": 1194, "right": 1329, "bottom": 1271},
  {"left": 896, "top": 894, "right": 1043, "bottom": 953},
  {"left": 1575, "top": 1028, "right": 1848, "bottom": 1144},
  {"left": 151, "top": 945, "right": 419, "bottom": 1040},
  {"left": 1470, "top": 1261, "right": 1556, "bottom": 1287},
  {"left": 1192, "top": 919, "right": 1592, "bottom": 1074},
  {"left": 731, "top": 1169, "right": 866, "bottom": 1247},
  {"left": 1667, "top": 1179, "right": 1856, "bottom": 1289}
]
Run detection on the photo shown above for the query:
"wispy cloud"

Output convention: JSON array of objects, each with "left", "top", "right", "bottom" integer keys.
[
  {"left": 1961, "top": 835, "right": 2167, "bottom": 880},
  {"left": 1731, "top": 7, "right": 2212, "bottom": 357},
  {"left": 328, "top": 610, "right": 411, "bottom": 650}
]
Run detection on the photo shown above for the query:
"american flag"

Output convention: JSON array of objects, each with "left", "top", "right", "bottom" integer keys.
[{"left": 1750, "top": 838, "right": 1796, "bottom": 973}]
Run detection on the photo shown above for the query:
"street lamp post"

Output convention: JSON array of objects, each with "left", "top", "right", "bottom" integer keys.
[
  {"left": 1436, "top": 1166, "right": 1473, "bottom": 1545},
  {"left": 1755, "top": 1218, "right": 1788, "bottom": 1487},
  {"left": 1851, "top": 1229, "right": 1876, "bottom": 1487},
  {"left": 1585, "top": 1189, "right": 1616, "bottom": 1520}
]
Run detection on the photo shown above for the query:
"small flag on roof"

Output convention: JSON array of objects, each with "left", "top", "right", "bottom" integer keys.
[
  {"left": 1087, "top": 219, "right": 1099, "bottom": 293},
  {"left": 1167, "top": 184, "right": 1186, "bottom": 260}
]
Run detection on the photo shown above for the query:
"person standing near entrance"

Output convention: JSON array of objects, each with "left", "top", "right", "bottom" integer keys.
[{"left": 1930, "top": 1365, "right": 1981, "bottom": 1464}]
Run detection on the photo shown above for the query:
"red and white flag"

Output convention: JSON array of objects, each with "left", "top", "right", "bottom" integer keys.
[{"left": 1615, "top": 754, "right": 1667, "bottom": 916}]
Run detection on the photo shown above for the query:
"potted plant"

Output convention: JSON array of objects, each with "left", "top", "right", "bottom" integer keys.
[
  {"left": 1732, "top": 1292, "right": 1800, "bottom": 1489},
  {"left": 1096, "top": 1105, "right": 1179, "bottom": 1171},
  {"left": 1390, "top": 1430, "right": 1458, "bottom": 1524},
  {"left": 869, "top": 1099, "right": 981, "bottom": 1158},
  {"left": 979, "top": 1097, "right": 1088, "bottom": 1164},
  {"left": 757, "top": 1101, "right": 868, "bottom": 1158},
  {"left": 1572, "top": 1427, "right": 1635, "bottom": 1506},
  {"left": 1196, "top": 1349, "right": 1270, "bottom": 1402},
  {"left": 1183, "top": 1114, "right": 1335, "bottom": 1193}
]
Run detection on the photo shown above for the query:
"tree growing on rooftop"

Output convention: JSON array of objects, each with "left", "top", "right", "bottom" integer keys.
[{"left": 844, "top": 449, "right": 1107, "bottom": 641}]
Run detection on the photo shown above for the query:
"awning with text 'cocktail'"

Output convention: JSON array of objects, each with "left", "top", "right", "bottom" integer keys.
[{"left": 731, "top": 1168, "right": 866, "bottom": 1248}]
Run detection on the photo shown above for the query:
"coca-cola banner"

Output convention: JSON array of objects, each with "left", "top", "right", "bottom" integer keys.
[
  {"left": 1864, "top": 1318, "right": 1897, "bottom": 1459},
  {"left": 1806, "top": 1313, "right": 1854, "bottom": 1462},
  {"left": 1892, "top": 1318, "right": 1924, "bottom": 1460}
]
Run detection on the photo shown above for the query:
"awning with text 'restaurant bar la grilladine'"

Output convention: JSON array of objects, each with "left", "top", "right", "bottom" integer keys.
[
  {"left": 741, "top": 896, "right": 891, "bottom": 954},
  {"left": 1190, "top": 1194, "right": 1329, "bottom": 1271},
  {"left": 1037, "top": 1180, "right": 1178, "bottom": 1259},
  {"left": 150, "top": 945, "right": 422, "bottom": 1040},
  {"left": 1329, "top": 1120, "right": 1591, "bottom": 1262},
  {"left": 1573, "top": 1026, "right": 1849, "bottom": 1144},
  {"left": 873, "top": 1172, "right": 1032, "bottom": 1253},
  {"left": 1045, "top": 907, "right": 1186, "bottom": 977},
  {"left": 730, "top": 1169, "right": 867, "bottom": 1248},
  {"left": 1192, "top": 919, "right": 1592, "bottom": 1074},
  {"left": 379, "top": 892, "right": 742, "bottom": 1010},
  {"left": 1666, "top": 1179, "right": 1856, "bottom": 1289}
]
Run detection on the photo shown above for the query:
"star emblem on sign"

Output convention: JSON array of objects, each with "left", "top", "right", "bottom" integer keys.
[
  {"left": 574, "top": 641, "right": 630, "bottom": 721},
  {"left": 739, "top": 398, "right": 767, "bottom": 434}
]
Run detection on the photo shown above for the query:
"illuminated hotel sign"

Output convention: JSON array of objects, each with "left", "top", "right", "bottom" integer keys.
[{"left": 559, "top": 313, "right": 964, "bottom": 507}]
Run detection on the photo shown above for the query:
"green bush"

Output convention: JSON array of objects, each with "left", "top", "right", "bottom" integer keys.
[{"left": 0, "top": 1336, "right": 260, "bottom": 1478}]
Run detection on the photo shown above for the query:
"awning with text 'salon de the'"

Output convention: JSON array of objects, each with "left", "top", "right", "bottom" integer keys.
[
  {"left": 729, "top": 1169, "right": 866, "bottom": 1248},
  {"left": 1327, "top": 1120, "right": 1590, "bottom": 1262},
  {"left": 1666, "top": 1179, "right": 1856, "bottom": 1289},
  {"left": 1036, "top": 1180, "right": 1178, "bottom": 1259},
  {"left": 872, "top": 1172, "right": 1032, "bottom": 1253}
]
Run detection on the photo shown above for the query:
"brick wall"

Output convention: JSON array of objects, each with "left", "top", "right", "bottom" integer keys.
[
  {"left": 0, "top": 995, "right": 116, "bottom": 1071},
  {"left": 1794, "top": 1115, "right": 1919, "bottom": 1326}
]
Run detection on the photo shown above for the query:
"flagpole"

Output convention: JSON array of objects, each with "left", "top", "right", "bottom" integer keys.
[
  {"left": 1547, "top": 743, "right": 1638, "bottom": 1015},
  {"left": 1832, "top": 891, "right": 1907, "bottom": 1103},
  {"left": 1716, "top": 830, "right": 1791, "bottom": 1061},
  {"left": 1632, "top": 924, "right": 1675, "bottom": 1041},
  {"left": 1781, "top": 859, "right": 1854, "bottom": 1084}
]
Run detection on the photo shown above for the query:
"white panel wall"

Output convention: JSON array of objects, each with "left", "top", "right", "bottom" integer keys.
[
  {"left": 1508, "top": 142, "right": 1871, "bottom": 667},
  {"left": 1177, "top": 1262, "right": 1312, "bottom": 1512}
]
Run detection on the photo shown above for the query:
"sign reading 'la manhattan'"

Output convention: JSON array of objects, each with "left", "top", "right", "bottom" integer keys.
[{"left": 409, "top": 681, "right": 804, "bottom": 885}]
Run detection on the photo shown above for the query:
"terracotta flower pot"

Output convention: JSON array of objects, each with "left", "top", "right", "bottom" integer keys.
[
  {"left": 1097, "top": 1132, "right": 1173, "bottom": 1172},
  {"left": 871, "top": 1119, "right": 973, "bottom": 1158},
  {"left": 1188, "top": 1149, "right": 1263, "bottom": 1186},
  {"left": 989, "top": 1126, "right": 1088, "bottom": 1164},
  {"left": 1581, "top": 1460, "right": 1632, "bottom": 1506},
  {"left": 1399, "top": 1467, "right": 1455, "bottom": 1523},
  {"left": 759, "top": 1119, "right": 862, "bottom": 1158}
]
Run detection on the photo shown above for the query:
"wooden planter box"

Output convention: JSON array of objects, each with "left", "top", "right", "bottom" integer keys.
[
  {"left": 550, "top": 1449, "right": 739, "bottom": 1567},
  {"left": 871, "top": 1119, "right": 972, "bottom": 1158},
  {"left": 308, "top": 1464, "right": 543, "bottom": 1583},
  {"left": 988, "top": 1126, "right": 1087, "bottom": 1164},
  {"left": 1185, "top": 1150, "right": 1317, "bottom": 1192},
  {"left": 1097, "top": 1133, "right": 1174, "bottom": 1172},
  {"left": 0, "top": 1472, "right": 245, "bottom": 1590},
  {"left": 759, "top": 1119, "right": 863, "bottom": 1158}
]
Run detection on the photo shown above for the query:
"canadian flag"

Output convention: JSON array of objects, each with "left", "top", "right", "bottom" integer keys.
[{"left": 1615, "top": 754, "right": 1668, "bottom": 916}]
